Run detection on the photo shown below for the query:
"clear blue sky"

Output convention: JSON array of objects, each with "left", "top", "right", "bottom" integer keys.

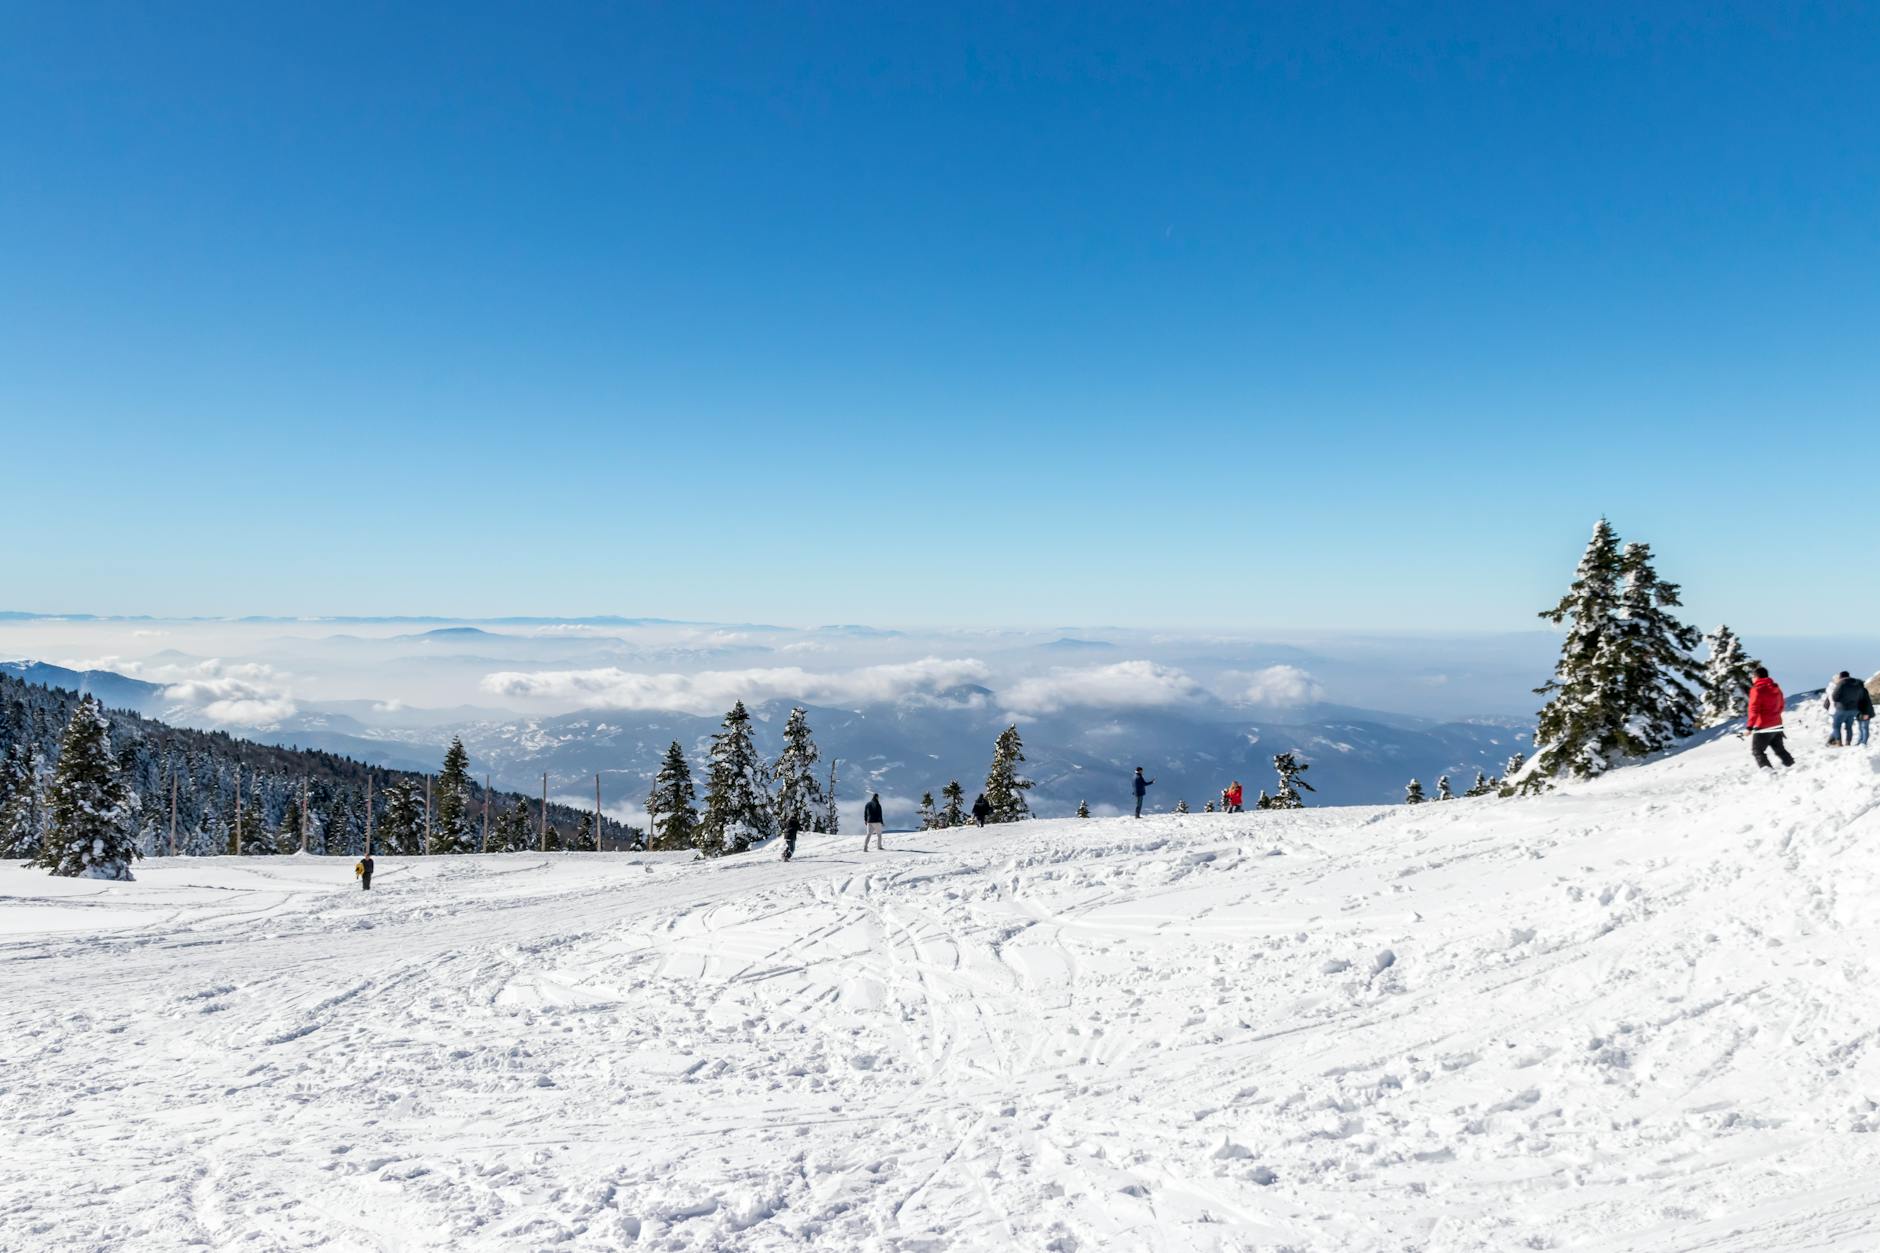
[{"left": 3, "top": 3, "right": 1875, "bottom": 631}]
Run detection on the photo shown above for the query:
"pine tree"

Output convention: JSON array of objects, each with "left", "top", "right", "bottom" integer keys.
[
  {"left": 501, "top": 797, "right": 531, "bottom": 851},
  {"left": 917, "top": 791, "right": 937, "bottom": 830},
  {"left": 1255, "top": 789, "right": 1271, "bottom": 810},
  {"left": 983, "top": 726, "right": 1032, "bottom": 823},
  {"left": 1404, "top": 778, "right": 1426, "bottom": 805},
  {"left": 1604, "top": 541, "right": 1703, "bottom": 755},
  {"left": 700, "top": 701, "right": 772, "bottom": 855},
  {"left": 1699, "top": 624, "right": 1760, "bottom": 727},
  {"left": 571, "top": 811, "right": 593, "bottom": 851},
  {"left": 1496, "top": 751, "right": 1528, "bottom": 798},
  {"left": 1268, "top": 752, "right": 1315, "bottom": 810},
  {"left": 1530, "top": 519, "right": 1626, "bottom": 787},
  {"left": 1463, "top": 771, "right": 1493, "bottom": 798},
  {"left": 1175, "top": 798, "right": 1190, "bottom": 814},
  {"left": 1435, "top": 775, "right": 1454, "bottom": 801},
  {"left": 375, "top": 779, "right": 417, "bottom": 855},
  {"left": 646, "top": 741, "right": 699, "bottom": 852},
  {"left": 0, "top": 737, "right": 45, "bottom": 858},
  {"left": 430, "top": 738, "right": 476, "bottom": 854},
  {"left": 35, "top": 697, "right": 140, "bottom": 880},
  {"left": 939, "top": 780, "right": 966, "bottom": 829},
  {"left": 771, "top": 707, "right": 825, "bottom": 836},
  {"left": 1076, "top": 799, "right": 1091, "bottom": 819},
  {"left": 242, "top": 778, "right": 276, "bottom": 855}
]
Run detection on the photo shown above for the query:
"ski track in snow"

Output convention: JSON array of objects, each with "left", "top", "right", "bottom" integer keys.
[{"left": 5, "top": 704, "right": 1880, "bottom": 1251}]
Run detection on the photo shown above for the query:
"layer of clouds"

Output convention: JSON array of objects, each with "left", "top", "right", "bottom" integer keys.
[
  {"left": 158, "top": 661, "right": 298, "bottom": 725},
  {"left": 1238, "top": 664, "right": 1324, "bottom": 708},
  {"left": 1003, "top": 661, "right": 1210, "bottom": 716},
  {"left": 58, "top": 654, "right": 300, "bottom": 726},
  {"left": 482, "top": 657, "right": 992, "bottom": 716}
]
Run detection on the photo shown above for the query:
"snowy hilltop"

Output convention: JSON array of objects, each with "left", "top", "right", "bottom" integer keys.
[{"left": 5, "top": 697, "right": 1878, "bottom": 1250}]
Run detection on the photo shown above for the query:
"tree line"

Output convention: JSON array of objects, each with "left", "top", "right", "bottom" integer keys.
[{"left": 0, "top": 671, "right": 634, "bottom": 876}]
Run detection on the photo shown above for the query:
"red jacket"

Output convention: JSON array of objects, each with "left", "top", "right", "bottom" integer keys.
[
  {"left": 1226, "top": 785, "right": 1243, "bottom": 806},
  {"left": 1746, "top": 677, "right": 1785, "bottom": 730}
]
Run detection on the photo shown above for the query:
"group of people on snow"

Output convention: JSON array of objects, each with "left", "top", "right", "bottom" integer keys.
[{"left": 1744, "top": 667, "right": 1875, "bottom": 769}]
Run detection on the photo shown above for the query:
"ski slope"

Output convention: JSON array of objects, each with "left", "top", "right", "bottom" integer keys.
[{"left": 5, "top": 702, "right": 1880, "bottom": 1252}]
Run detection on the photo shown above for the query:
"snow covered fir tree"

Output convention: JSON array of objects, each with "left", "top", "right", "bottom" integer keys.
[
  {"left": 0, "top": 733, "right": 46, "bottom": 858},
  {"left": 1404, "top": 778, "right": 1427, "bottom": 805},
  {"left": 700, "top": 701, "right": 773, "bottom": 855},
  {"left": 982, "top": 726, "right": 1033, "bottom": 823},
  {"left": 1436, "top": 775, "right": 1454, "bottom": 801},
  {"left": 1076, "top": 799, "right": 1091, "bottom": 819},
  {"left": 1700, "top": 625, "right": 1760, "bottom": 727},
  {"left": 771, "top": 707, "right": 825, "bottom": 835},
  {"left": 1268, "top": 752, "right": 1314, "bottom": 809},
  {"left": 917, "top": 791, "right": 937, "bottom": 830},
  {"left": 34, "top": 696, "right": 140, "bottom": 880},
  {"left": 1527, "top": 520, "right": 1705, "bottom": 789},
  {"left": 647, "top": 741, "right": 699, "bottom": 851},
  {"left": 429, "top": 737, "right": 477, "bottom": 854},
  {"left": 940, "top": 780, "right": 967, "bottom": 829}
]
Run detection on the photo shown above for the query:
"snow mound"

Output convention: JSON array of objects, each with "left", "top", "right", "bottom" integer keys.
[{"left": 5, "top": 700, "right": 1880, "bottom": 1250}]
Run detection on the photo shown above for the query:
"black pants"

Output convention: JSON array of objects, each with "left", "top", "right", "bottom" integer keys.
[
  {"left": 1134, "top": 796, "right": 1145, "bottom": 818},
  {"left": 361, "top": 872, "right": 372, "bottom": 890},
  {"left": 1752, "top": 731, "right": 1794, "bottom": 769}
]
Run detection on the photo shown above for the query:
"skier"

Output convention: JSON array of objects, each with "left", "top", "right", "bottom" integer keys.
[
  {"left": 971, "top": 793, "right": 991, "bottom": 827},
  {"left": 861, "top": 793, "right": 885, "bottom": 852},
  {"left": 1746, "top": 667, "right": 1795, "bottom": 769},
  {"left": 1226, "top": 780, "right": 1244, "bottom": 813},
  {"left": 1132, "top": 767, "right": 1155, "bottom": 818},
  {"left": 355, "top": 853, "right": 374, "bottom": 891},
  {"left": 1824, "top": 671, "right": 1866, "bottom": 747},
  {"left": 781, "top": 815, "right": 799, "bottom": 861}
]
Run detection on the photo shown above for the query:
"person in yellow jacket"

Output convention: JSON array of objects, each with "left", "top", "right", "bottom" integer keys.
[{"left": 354, "top": 854, "right": 374, "bottom": 891}]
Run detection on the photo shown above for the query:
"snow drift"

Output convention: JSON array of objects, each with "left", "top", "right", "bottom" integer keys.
[{"left": 3, "top": 701, "right": 1879, "bottom": 1251}]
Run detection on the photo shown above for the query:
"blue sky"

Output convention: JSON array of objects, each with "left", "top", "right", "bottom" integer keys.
[{"left": 3, "top": 3, "right": 1875, "bottom": 632}]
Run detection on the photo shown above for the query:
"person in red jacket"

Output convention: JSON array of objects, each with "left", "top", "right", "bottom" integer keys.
[
  {"left": 1225, "top": 781, "right": 1244, "bottom": 813},
  {"left": 1745, "top": 667, "right": 1795, "bottom": 769}
]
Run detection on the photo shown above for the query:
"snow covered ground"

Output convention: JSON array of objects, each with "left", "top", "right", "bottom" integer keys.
[{"left": 6, "top": 701, "right": 1880, "bottom": 1251}]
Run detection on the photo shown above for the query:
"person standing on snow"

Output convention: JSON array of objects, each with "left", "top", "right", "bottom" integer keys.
[
  {"left": 1747, "top": 667, "right": 1795, "bottom": 768},
  {"left": 1132, "top": 767, "right": 1155, "bottom": 818},
  {"left": 1226, "top": 781, "right": 1244, "bottom": 813},
  {"left": 861, "top": 793, "right": 886, "bottom": 851},
  {"left": 1859, "top": 683, "right": 1876, "bottom": 748},
  {"left": 355, "top": 853, "right": 374, "bottom": 891},
  {"left": 1825, "top": 672, "right": 1866, "bottom": 747},
  {"left": 971, "top": 793, "right": 991, "bottom": 827},
  {"left": 781, "top": 815, "right": 799, "bottom": 861}
]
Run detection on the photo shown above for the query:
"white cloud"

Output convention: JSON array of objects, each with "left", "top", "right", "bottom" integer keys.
[
  {"left": 481, "top": 657, "right": 992, "bottom": 715},
  {"left": 1238, "top": 664, "right": 1324, "bottom": 708},
  {"left": 1002, "top": 661, "right": 1209, "bottom": 716},
  {"left": 152, "top": 659, "right": 298, "bottom": 726}
]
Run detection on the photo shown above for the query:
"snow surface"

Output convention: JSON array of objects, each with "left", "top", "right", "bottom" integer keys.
[{"left": 5, "top": 702, "right": 1880, "bottom": 1251}]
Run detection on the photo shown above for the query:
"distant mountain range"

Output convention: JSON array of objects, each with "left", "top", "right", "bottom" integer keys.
[{"left": 3, "top": 658, "right": 1531, "bottom": 820}]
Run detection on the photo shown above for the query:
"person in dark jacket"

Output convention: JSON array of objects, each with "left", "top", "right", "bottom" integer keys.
[
  {"left": 355, "top": 854, "right": 374, "bottom": 890},
  {"left": 1132, "top": 767, "right": 1155, "bottom": 818},
  {"left": 1826, "top": 671, "right": 1866, "bottom": 747},
  {"left": 781, "top": 815, "right": 799, "bottom": 861},
  {"left": 862, "top": 793, "right": 885, "bottom": 851},
  {"left": 1746, "top": 668, "right": 1794, "bottom": 768},
  {"left": 971, "top": 793, "right": 991, "bottom": 827}
]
